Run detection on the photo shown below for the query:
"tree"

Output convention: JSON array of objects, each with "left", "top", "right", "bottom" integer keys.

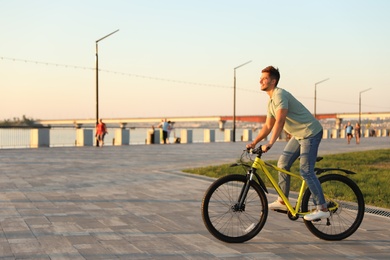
[{"left": 0, "top": 115, "right": 40, "bottom": 127}]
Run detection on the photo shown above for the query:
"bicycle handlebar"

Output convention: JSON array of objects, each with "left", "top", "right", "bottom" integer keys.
[{"left": 247, "top": 145, "right": 266, "bottom": 156}]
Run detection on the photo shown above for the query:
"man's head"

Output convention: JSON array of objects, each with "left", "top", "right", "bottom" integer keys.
[{"left": 260, "top": 66, "right": 280, "bottom": 91}]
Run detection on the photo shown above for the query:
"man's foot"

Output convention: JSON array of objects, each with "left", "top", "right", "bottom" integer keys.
[
  {"left": 304, "top": 209, "right": 330, "bottom": 221},
  {"left": 268, "top": 200, "right": 287, "bottom": 211}
]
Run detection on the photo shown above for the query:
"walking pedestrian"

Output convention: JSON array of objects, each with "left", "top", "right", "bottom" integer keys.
[
  {"left": 95, "top": 119, "right": 108, "bottom": 147},
  {"left": 157, "top": 119, "right": 169, "bottom": 144},
  {"left": 355, "top": 123, "right": 361, "bottom": 144},
  {"left": 345, "top": 122, "right": 354, "bottom": 144}
]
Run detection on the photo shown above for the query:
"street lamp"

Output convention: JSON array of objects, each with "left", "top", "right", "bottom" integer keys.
[
  {"left": 95, "top": 29, "right": 119, "bottom": 146},
  {"left": 233, "top": 60, "right": 252, "bottom": 142},
  {"left": 314, "top": 78, "right": 329, "bottom": 118},
  {"left": 359, "top": 88, "right": 372, "bottom": 125}
]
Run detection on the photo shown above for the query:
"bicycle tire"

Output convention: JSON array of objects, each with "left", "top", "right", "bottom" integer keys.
[
  {"left": 201, "top": 174, "right": 268, "bottom": 243},
  {"left": 302, "top": 174, "right": 365, "bottom": 240}
]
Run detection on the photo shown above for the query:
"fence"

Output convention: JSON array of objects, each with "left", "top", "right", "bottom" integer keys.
[{"left": 0, "top": 127, "right": 388, "bottom": 149}]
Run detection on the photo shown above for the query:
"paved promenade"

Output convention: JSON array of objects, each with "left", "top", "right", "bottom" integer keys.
[{"left": 0, "top": 137, "right": 389, "bottom": 259}]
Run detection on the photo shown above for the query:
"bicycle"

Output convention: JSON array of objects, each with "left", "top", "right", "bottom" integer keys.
[{"left": 201, "top": 145, "right": 365, "bottom": 243}]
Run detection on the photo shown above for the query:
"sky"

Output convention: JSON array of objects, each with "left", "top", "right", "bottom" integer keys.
[{"left": 1, "top": 0, "right": 390, "bottom": 121}]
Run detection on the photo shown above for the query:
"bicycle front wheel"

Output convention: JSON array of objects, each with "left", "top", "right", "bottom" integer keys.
[
  {"left": 302, "top": 174, "right": 365, "bottom": 240},
  {"left": 201, "top": 174, "right": 268, "bottom": 243}
]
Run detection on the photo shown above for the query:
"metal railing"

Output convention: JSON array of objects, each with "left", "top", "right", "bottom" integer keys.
[
  {"left": 0, "top": 128, "right": 31, "bottom": 148},
  {"left": 0, "top": 127, "right": 388, "bottom": 149}
]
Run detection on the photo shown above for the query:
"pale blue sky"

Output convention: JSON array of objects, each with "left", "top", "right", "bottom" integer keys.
[{"left": 1, "top": 0, "right": 389, "bottom": 120}]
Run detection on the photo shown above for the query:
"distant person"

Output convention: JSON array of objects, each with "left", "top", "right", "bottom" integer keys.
[
  {"left": 157, "top": 119, "right": 169, "bottom": 144},
  {"left": 167, "top": 121, "right": 173, "bottom": 144},
  {"left": 355, "top": 123, "right": 361, "bottom": 144},
  {"left": 345, "top": 122, "right": 353, "bottom": 144},
  {"left": 95, "top": 119, "right": 108, "bottom": 147},
  {"left": 246, "top": 66, "right": 329, "bottom": 221}
]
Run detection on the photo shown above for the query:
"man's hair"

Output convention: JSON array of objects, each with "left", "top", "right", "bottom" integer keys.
[{"left": 262, "top": 66, "right": 280, "bottom": 87}]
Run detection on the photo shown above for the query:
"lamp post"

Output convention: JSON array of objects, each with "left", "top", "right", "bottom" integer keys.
[
  {"left": 359, "top": 88, "right": 372, "bottom": 125},
  {"left": 95, "top": 29, "right": 119, "bottom": 146},
  {"left": 314, "top": 78, "right": 329, "bottom": 118},
  {"left": 233, "top": 60, "right": 252, "bottom": 142}
]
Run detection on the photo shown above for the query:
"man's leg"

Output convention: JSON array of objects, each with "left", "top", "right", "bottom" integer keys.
[
  {"left": 101, "top": 133, "right": 106, "bottom": 146},
  {"left": 277, "top": 138, "right": 300, "bottom": 198},
  {"left": 299, "top": 131, "right": 326, "bottom": 207},
  {"left": 163, "top": 131, "right": 167, "bottom": 144}
]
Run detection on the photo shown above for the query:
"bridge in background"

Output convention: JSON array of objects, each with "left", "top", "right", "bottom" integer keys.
[{"left": 35, "top": 112, "right": 390, "bottom": 129}]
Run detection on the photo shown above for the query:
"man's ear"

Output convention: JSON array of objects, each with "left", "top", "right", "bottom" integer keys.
[{"left": 271, "top": 78, "right": 277, "bottom": 86}]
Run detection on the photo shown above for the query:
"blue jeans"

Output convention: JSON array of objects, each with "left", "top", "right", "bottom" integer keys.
[{"left": 277, "top": 130, "right": 326, "bottom": 207}]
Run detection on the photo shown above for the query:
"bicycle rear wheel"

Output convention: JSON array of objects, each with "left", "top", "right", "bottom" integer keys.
[
  {"left": 201, "top": 174, "right": 268, "bottom": 243},
  {"left": 302, "top": 174, "right": 365, "bottom": 240}
]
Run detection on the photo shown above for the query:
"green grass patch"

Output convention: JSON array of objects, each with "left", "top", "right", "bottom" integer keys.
[{"left": 183, "top": 149, "right": 390, "bottom": 209}]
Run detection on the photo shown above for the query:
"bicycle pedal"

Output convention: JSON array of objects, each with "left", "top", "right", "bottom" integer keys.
[
  {"left": 273, "top": 209, "right": 288, "bottom": 214},
  {"left": 310, "top": 217, "right": 330, "bottom": 223}
]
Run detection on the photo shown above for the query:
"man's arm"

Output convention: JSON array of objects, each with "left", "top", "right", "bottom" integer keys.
[
  {"left": 263, "top": 108, "right": 287, "bottom": 151},
  {"left": 247, "top": 116, "right": 275, "bottom": 149}
]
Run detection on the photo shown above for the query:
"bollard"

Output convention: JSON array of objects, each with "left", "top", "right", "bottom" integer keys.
[
  {"left": 114, "top": 129, "right": 130, "bottom": 145},
  {"left": 242, "top": 129, "right": 252, "bottom": 142},
  {"left": 30, "top": 128, "right": 50, "bottom": 148},
  {"left": 153, "top": 129, "right": 161, "bottom": 144},
  {"left": 323, "top": 129, "right": 331, "bottom": 139},
  {"left": 224, "top": 129, "right": 233, "bottom": 142},
  {"left": 331, "top": 129, "right": 340, "bottom": 139},
  {"left": 181, "top": 129, "right": 193, "bottom": 143},
  {"left": 204, "top": 129, "right": 215, "bottom": 143},
  {"left": 364, "top": 129, "right": 370, "bottom": 138},
  {"left": 340, "top": 129, "right": 346, "bottom": 139},
  {"left": 76, "top": 129, "right": 93, "bottom": 147},
  {"left": 146, "top": 129, "right": 154, "bottom": 144}
]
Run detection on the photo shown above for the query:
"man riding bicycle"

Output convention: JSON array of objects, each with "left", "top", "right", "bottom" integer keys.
[{"left": 246, "top": 66, "right": 330, "bottom": 221}]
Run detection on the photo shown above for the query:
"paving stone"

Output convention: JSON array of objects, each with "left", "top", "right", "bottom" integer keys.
[{"left": 0, "top": 138, "right": 388, "bottom": 259}]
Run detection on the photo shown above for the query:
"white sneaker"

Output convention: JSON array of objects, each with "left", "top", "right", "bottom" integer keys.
[
  {"left": 268, "top": 200, "right": 287, "bottom": 211},
  {"left": 304, "top": 210, "right": 330, "bottom": 221}
]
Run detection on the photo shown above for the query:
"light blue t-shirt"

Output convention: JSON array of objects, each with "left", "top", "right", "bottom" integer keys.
[
  {"left": 162, "top": 122, "right": 169, "bottom": 131},
  {"left": 267, "top": 88, "right": 322, "bottom": 140},
  {"left": 346, "top": 125, "right": 353, "bottom": 134}
]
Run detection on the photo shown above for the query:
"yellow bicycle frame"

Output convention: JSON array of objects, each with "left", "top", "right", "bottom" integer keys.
[{"left": 251, "top": 156, "right": 308, "bottom": 217}]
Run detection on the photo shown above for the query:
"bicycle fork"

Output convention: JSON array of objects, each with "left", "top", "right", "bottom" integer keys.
[{"left": 233, "top": 170, "right": 254, "bottom": 212}]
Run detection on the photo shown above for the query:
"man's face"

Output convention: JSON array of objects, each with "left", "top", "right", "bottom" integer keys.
[{"left": 260, "top": 72, "right": 275, "bottom": 91}]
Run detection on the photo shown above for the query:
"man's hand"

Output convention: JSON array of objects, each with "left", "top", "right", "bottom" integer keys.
[
  {"left": 246, "top": 142, "right": 256, "bottom": 150},
  {"left": 261, "top": 143, "right": 272, "bottom": 152}
]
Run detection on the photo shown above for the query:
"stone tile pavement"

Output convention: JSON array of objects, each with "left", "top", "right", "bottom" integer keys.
[{"left": 0, "top": 137, "right": 389, "bottom": 259}]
